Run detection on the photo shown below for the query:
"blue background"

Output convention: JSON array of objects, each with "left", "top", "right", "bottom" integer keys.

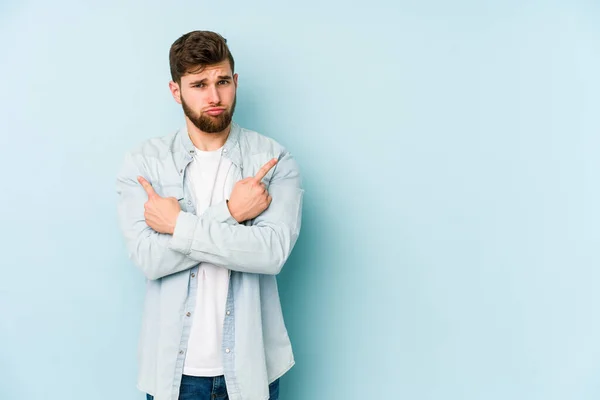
[{"left": 1, "top": 1, "right": 600, "bottom": 399}]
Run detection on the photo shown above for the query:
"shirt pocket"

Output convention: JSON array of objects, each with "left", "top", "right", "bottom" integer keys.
[
  {"left": 155, "top": 184, "right": 187, "bottom": 211},
  {"left": 157, "top": 184, "right": 184, "bottom": 199}
]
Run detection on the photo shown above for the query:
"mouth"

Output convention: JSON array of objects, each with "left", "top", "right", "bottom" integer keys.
[{"left": 205, "top": 108, "right": 225, "bottom": 116}]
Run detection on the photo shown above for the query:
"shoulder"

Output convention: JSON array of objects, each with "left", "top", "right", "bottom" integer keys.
[
  {"left": 117, "top": 130, "right": 179, "bottom": 179},
  {"left": 236, "top": 124, "right": 302, "bottom": 186},
  {"left": 237, "top": 124, "right": 287, "bottom": 157},
  {"left": 127, "top": 130, "right": 177, "bottom": 160}
]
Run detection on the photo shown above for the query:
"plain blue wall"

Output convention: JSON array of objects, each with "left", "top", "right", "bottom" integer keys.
[{"left": 1, "top": 1, "right": 600, "bottom": 399}]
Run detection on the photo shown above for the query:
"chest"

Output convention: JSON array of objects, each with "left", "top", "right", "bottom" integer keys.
[
  {"left": 186, "top": 156, "right": 235, "bottom": 211},
  {"left": 150, "top": 151, "right": 278, "bottom": 215}
]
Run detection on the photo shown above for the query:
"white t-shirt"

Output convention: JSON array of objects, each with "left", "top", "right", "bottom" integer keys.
[{"left": 183, "top": 146, "right": 233, "bottom": 377}]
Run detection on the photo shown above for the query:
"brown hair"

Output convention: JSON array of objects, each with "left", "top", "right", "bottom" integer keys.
[{"left": 169, "top": 31, "right": 235, "bottom": 84}]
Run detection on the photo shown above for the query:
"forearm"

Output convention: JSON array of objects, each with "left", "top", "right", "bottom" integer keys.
[
  {"left": 169, "top": 207, "right": 297, "bottom": 275},
  {"left": 125, "top": 227, "right": 199, "bottom": 280},
  {"left": 119, "top": 198, "right": 241, "bottom": 280}
]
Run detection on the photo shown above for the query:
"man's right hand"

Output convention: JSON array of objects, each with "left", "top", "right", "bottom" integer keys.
[{"left": 227, "top": 158, "right": 278, "bottom": 223}]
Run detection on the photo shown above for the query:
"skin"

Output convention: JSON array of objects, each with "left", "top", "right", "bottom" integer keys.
[
  {"left": 137, "top": 60, "right": 277, "bottom": 232},
  {"left": 169, "top": 60, "right": 238, "bottom": 151}
]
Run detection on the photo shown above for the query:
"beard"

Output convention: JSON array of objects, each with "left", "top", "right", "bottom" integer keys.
[{"left": 181, "top": 95, "right": 236, "bottom": 134}]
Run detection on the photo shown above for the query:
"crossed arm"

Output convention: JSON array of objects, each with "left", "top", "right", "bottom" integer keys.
[{"left": 116, "top": 151, "right": 304, "bottom": 280}]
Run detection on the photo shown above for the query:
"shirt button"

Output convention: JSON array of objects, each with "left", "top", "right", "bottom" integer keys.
[
  {"left": 225, "top": 348, "right": 230, "bottom": 353},
  {"left": 226, "top": 310, "right": 230, "bottom": 315},
  {"left": 179, "top": 350, "right": 184, "bottom": 355},
  {"left": 191, "top": 273, "right": 196, "bottom": 278},
  {"left": 186, "top": 312, "right": 191, "bottom": 317}
]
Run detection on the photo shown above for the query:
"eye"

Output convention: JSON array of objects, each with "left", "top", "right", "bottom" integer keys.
[
  {"left": 218, "top": 80, "right": 230, "bottom": 85},
  {"left": 192, "top": 83, "right": 206, "bottom": 88}
]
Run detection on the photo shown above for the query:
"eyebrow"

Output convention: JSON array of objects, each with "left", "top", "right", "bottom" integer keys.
[{"left": 189, "top": 75, "right": 232, "bottom": 85}]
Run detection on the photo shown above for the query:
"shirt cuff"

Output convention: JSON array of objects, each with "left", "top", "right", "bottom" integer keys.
[
  {"left": 205, "top": 200, "right": 240, "bottom": 225},
  {"left": 168, "top": 211, "right": 197, "bottom": 255}
]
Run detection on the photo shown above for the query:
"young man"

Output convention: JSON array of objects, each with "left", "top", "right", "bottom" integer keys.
[{"left": 116, "top": 31, "right": 303, "bottom": 400}]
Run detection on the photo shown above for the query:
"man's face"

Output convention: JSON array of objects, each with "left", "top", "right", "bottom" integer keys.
[{"left": 170, "top": 60, "right": 238, "bottom": 133}]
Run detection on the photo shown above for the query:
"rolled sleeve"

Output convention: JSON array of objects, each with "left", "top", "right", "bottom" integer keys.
[{"left": 169, "top": 211, "right": 198, "bottom": 255}]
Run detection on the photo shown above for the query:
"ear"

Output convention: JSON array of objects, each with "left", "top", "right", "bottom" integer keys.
[
  {"left": 233, "top": 73, "right": 239, "bottom": 88},
  {"left": 169, "top": 81, "right": 182, "bottom": 104}
]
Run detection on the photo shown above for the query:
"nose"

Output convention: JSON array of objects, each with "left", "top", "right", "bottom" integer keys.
[{"left": 207, "top": 85, "right": 221, "bottom": 105}]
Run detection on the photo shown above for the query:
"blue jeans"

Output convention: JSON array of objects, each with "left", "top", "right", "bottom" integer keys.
[{"left": 146, "top": 375, "right": 280, "bottom": 400}]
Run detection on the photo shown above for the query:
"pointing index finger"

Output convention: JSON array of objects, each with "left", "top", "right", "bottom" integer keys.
[
  {"left": 254, "top": 158, "right": 278, "bottom": 182},
  {"left": 137, "top": 176, "right": 157, "bottom": 198}
]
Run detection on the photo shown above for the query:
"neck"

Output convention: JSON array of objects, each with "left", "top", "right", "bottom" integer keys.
[{"left": 186, "top": 120, "right": 231, "bottom": 151}]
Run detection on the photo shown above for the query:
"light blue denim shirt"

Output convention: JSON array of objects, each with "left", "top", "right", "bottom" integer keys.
[{"left": 115, "top": 122, "right": 303, "bottom": 400}]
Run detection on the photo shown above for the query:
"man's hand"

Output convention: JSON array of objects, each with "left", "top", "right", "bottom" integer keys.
[
  {"left": 137, "top": 176, "right": 181, "bottom": 235},
  {"left": 227, "top": 158, "right": 278, "bottom": 223}
]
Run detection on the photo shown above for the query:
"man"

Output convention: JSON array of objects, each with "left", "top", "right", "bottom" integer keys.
[{"left": 116, "top": 30, "right": 303, "bottom": 400}]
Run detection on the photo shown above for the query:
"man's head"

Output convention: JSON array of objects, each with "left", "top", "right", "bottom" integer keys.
[{"left": 168, "top": 31, "right": 237, "bottom": 134}]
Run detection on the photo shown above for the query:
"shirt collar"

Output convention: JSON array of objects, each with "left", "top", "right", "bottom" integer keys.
[{"left": 175, "top": 121, "right": 243, "bottom": 172}]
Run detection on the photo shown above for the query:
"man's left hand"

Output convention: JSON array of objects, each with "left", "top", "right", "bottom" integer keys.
[{"left": 137, "top": 176, "right": 181, "bottom": 235}]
